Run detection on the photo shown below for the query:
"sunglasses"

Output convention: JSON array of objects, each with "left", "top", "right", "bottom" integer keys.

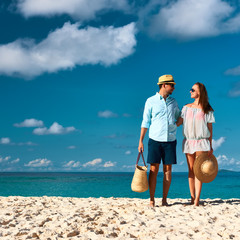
[
  {"left": 190, "top": 88, "right": 195, "bottom": 92},
  {"left": 165, "top": 83, "right": 175, "bottom": 88}
]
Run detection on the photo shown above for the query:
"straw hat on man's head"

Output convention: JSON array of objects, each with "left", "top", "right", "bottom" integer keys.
[
  {"left": 194, "top": 153, "right": 218, "bottom": 183},
  {"left": 157, "top": 74, "right": 176, "bottom": 85}
]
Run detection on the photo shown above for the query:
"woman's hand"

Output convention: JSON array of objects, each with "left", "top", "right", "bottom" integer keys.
[{"left": 208, "top": 148, "right": 213, "bottom": 156}]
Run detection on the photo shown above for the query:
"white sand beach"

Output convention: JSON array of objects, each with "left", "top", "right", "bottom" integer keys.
[{"left": 0, "top": 197, "right": 239, "bottom": 240}]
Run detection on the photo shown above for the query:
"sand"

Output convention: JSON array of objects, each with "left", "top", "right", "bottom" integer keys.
[{"left": 0, "top": 196, "right": 239, "bottom": 239}]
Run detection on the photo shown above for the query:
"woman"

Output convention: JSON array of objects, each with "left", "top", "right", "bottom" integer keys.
[{"left": 177, "top": 82, "right": 215, "bottom": 206}]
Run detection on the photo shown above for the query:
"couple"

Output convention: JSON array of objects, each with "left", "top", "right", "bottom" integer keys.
[{"left": 138, "top": 74, "right": 215, "bottom": 207}]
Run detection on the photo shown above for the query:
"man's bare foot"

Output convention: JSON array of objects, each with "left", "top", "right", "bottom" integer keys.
[{"left": 162, "top": 200, "right": 169, "bottom": 206}]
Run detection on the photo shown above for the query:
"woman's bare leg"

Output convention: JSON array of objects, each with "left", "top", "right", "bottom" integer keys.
[
  {"left": 186, "top": 153, "right": 196, "bottom": 204},
  {"left": 194, "top": 151, "right": 204, "bottom": 206}
]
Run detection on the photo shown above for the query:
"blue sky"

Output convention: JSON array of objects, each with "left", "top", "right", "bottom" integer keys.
[{"left": 0, "top": 0, "right": 240, "bottom": 172}]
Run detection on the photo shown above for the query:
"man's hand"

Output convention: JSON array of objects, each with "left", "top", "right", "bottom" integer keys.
[
  {"left": 138, "top": 141, "right": 144, "bottom": 153},
  {"left": 138, "top": 128, "right": 147, "bottom": 153}
]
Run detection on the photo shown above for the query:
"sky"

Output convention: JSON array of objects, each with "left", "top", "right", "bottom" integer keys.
[{"left": 0, "top": 0, "right": 240, "bottom": 172}]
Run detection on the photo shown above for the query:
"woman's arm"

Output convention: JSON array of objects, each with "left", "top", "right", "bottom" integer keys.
[{"left": 207, "top": 123, "right": 213, "bottom": 155}]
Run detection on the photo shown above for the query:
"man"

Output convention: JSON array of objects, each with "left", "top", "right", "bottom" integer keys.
[{"left": 138, "top": 74, "right": 180, "bottom": 207}]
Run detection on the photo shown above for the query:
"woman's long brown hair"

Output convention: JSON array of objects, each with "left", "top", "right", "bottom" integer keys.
[{"left": 195, "top": 82, "right": 214, "bottom": 114}]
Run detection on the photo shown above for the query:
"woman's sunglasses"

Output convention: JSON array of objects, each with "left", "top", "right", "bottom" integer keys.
[{"left": 190, "top": 88, "right": 195, "bottom": 92}]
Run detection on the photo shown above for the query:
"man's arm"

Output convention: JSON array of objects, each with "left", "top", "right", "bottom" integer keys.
[
  {"left": 138, "top": 128, "right": 148, "bottom": 152},
  {"left": 176, "top": 117, "right": 183, "bottom": 126},
  {"left": 139, "top": 98, "right": 151, "bottom": 152},
  {"left": 175, "top": 102, "right": 182, "bottom": 126}
]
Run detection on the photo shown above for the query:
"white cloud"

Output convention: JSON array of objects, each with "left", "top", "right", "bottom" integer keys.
[
  {"left": 229, "top": 89, "right": 240, "bottom": 98},
  {"left": 0, "top": 156, "right": 20, "bottom": 164},
  {"left": 104, "top": 134, "right": 117, "bottom": 139},
  {"left": 122, "top": 165, "right": 135, "bottom": 169},
  {"left": 67, "top": 145, "right": 76, "bottom": 149},
  {"left": 63, "top": 160, "right": 80, "bottom": 168},
  {"left": 145, "top": 0, "right": 240, "bottom": 39},
  {"left": 11, "top": 158, "right": 20, "bottom": 164},
  {"left": 98, "top": 110, "right": 118, "bottom": 118},
  {"left": 179, "top": 161, "right": 185, "bottom": 166},
  {"left": 14, "top": 118, "right": 44, "bottom": 127},
  {"left": 225, "top": 65, "right": 240, "bottom": 76},
  {"left": 17, "top": 141, "right": 37, "bottom": 146},
  {"left": 83, "top": 158, "right": 102, "bottom": 167},
  {"left": 104, "top": 134, "right": 133, "bottom": 139},
  {"left": 217, "top": 154, "right": 228, "bottom": 164},
  {"left": 0, "top": 138, "right": 37, "bottom": 146},
  {"left": 24, "top": 158, "right": 52, "bottom": 167},
  {"left": 225, "top": 67, "right": 240, "bottom": 97},
  {"left": 221, "top": 12, "right": 240, "bottom": 33},
  {"left": 123, "top": 113, "right": 131, "bottom": 117},
  {"left": 0, "top": 137, "right": 11, "bottom": 144},
  {"left": 17, "top": 0, "right": 130, "bottom": 20},
  {"left": 217, "top": 154, "right": 240, "bottom": 168},
  {"left": 0, "top": 22, "right": 136, "bottom": 78},
  {"left": 103, "top": 161, "right": 116, "bottom": 167},
  {"left": 212, "top": 137, "right": 225, "bottom": 151},
  {"left": 33, "top": 122, "right": 76, "bottom": 135},
  {"left": 0, "top": 156, "right": 11, "bottom": 163},
  {"left": 228, "top": 81, "right": 240, "bottom": 98},
  {"left": 125, "top": 150, "right": 132, "bottom": 155}
]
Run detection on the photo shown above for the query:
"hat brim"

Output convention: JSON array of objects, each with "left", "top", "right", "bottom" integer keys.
[
  {"left": 193, "top": 153, "right": 218, "bottom": 183},
  {"left": 157, "top": 81, "right": 176, "bottom": 85}
]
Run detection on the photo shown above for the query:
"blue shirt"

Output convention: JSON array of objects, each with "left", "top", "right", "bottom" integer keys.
[{"left": 141, "top": 93, "right": 180, "bottom": 142}]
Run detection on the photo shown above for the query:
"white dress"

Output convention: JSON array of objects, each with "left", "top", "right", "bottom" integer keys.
[{"left": 181, "top": 106, "right": 215, "bottom": 154}]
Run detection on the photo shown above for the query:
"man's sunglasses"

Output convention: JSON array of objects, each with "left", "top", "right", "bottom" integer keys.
[
  {"left": 165, "top": 83, "right": 175, "bottom": 87},
  {"left": 190, "top": 88, "right": 195, "bottom": 92}
]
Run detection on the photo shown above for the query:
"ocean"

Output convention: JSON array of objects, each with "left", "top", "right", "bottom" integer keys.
[{"left": 0, "top": 171, "right": 239, "bottom": 199}]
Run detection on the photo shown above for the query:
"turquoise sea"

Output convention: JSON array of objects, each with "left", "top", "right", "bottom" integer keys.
[{"left": 0, "top": 171, "right": 239, "bottom": 199}]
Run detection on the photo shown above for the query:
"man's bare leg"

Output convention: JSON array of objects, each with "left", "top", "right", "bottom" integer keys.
[
  {"left": 162, "top": 164, "right": 172, "bottom": 206},
  {"left": 149, "top": 163, "right": 159, "bottom": 207}
]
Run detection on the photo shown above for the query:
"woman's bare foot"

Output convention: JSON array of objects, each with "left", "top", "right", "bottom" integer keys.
[
  {"left": 149, "top": 200, "right": 155, "bottom": 207},
  {"left": 194, "top": 199, "right": 200, "bottom": 206},
  {"left": 191, "top": 197, "right": 195, "bottom": 205}
]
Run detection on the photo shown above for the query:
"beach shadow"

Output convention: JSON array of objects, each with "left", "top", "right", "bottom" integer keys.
[
  {"left": 166, "top": 201, "right": 191, "bottom": 206},
  {"left": 225, "top": 199, "right": 240, "bottom": 204},
  {"left": 166, "top": 199, "right": 240, "bottom": 207},
  {"left": 150, "top": 201, "right": 191, "bottom": 207},
  {"left": 202, "top": 199, "right": 240, "bottom": 205},
  {"left": 145, "top": 199, "right": 240, "bottom": 208}
]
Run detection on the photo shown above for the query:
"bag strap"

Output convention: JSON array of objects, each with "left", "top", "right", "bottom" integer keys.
[{"left": 136, "top": 152, "right": 147, "bottom": 167}]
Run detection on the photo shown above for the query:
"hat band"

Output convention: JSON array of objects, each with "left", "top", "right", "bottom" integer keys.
[{"left": 159, "top": 80, "right": 175, "bottom": 83}]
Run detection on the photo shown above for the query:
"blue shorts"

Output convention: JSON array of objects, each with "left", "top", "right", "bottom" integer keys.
[{"left": 147, "top": 138, "right": 177, "bottom": 165}]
